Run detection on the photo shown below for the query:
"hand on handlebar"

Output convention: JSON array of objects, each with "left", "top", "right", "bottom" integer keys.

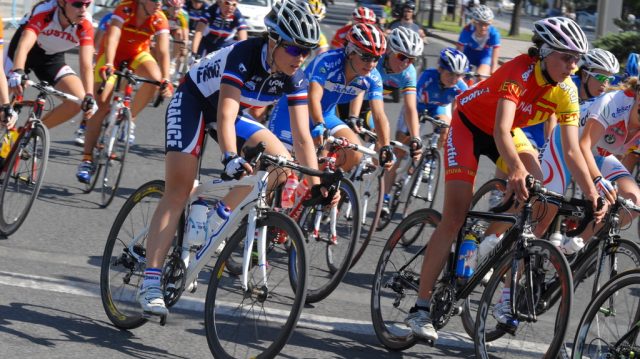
[
  {"left": 160, "top": 79, "right": 174, "bottom": 98},
  {"left": 221, "top": 152, "right": 253, "bottom": 181},
  {"left": 593, "top": 176, "right": 617, "bottom": 205},
  {"left": 8, "top": 69, "right": 27, "bottom": 96},
  {"left": 409, "top": 137, "right": 423, "bottom": 161},
  {"left": 506, "top": 166, "right": 530, "bottom": 204},
  {"left": 0, "top": 105, "right": 18, "bottom": 129},
  {"left": 379, "top": 145, "right": 396, "bottom": 170},
  {"left": 99, "top": 64, "right": 114, "bottom": 81},
  {"left": 347, "top": 116, "right": 364, "bottom": 134}
]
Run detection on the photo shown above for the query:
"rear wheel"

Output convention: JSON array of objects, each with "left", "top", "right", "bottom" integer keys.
[
  {"left": 350, "top": 168, "right": 384, "bottom": 270},
  {"left": 0, "top": 123, "right": 50, "bottom": 236},
  {"left": 402, "top": 150, "right": 441, "bottom": 218}
]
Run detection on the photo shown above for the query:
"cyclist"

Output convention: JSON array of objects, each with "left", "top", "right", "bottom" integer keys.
[
  {"left": 190, "top": 0, "right": 247, "bottom": 58},
  {"left": 163, "top": 0, "right": 190, "bottom": 79},
  {"left": 0, "top": 18, "right": 18, "bottom": 129},
  {"left": 330, "top": 6, "right": 376, "bottom": 49},
  {"left": 137, "top": 0, "right": 326, "bottom": 316},
  {"left": 386, "top": 1, "right": 425, "bottom": 38},
  {"left": 371, "top": 27, "right": 425, "bottom": 216},
  {"left": 307, "top": 0, "right": 329, "bottom": 55},
  {"left": 404, "top": 17, "right": 604, "bottom": 342},
  {"left": 456, "top": 4, "right": 500, "bottom": 78},
  {"left": 269, "top": 22, "right": 396, "bottom": 173},
  {"left": 76, "top": 0, "right": 175, "bottom": 184},
  {"left": 5, "top": 0, "right": 97, "bottom": 131},
  {"left": 184, "top": 0, "right": 208, "bottom": 31},
  {"left": 540, "top": 48, "right": 640, "bottom": 251}
]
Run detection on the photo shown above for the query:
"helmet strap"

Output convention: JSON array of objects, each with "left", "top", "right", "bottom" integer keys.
[
  {"left": 57, "top": 0, "right": 77, "bottom": 27},
  {"left": 540, "top": 58, "right": 558, "bottom": 86},
  {"left": 583, "top": 74, "right": 596, "bottom": 99}
]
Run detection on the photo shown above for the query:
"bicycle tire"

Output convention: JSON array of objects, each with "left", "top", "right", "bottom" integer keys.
[
  {"left": 205, "top": 210, "right": 307, "bottom": 359},
  {"left": 475, "top": 239, "right": 573, "bottom": 358},
  {"left": 350, "top": 169, "right": 384, "bottom": 270},
  {"left": 572, "top": 269, "right": 640, "bottom": 359},
  {"left": 402, "top": 150, "right": 441, "bottom": 219},
  {"left": 560, "top": 238, "right": 640, "bottom": 357},
  {"left": 100, "top": 180, "right": 167, "bottom": 329},
  {"left": 99, "top": 109, "right": 131, "bottom": 208},
  {"left": 371, "top": 208, "right": 440, "bottom": 351},
  {"left": 296, "top": 178, "right": 359, "bottom": 303},
  {"left": 0, "top": 123, "right": 50, "bottom": 236}
]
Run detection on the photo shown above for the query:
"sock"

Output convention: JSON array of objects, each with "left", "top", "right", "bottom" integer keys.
[
  {"left": 384, "top": 193, "right": 391, "bottom": 202},
  {"left": 501, "top": 287, "right": 511, "bottom": 303},
  {"left": 416, "top": 297, "right": 430, "bottom": 310},
  {"left": 142, "top": 268, "right": 162, "bottom": 289}
]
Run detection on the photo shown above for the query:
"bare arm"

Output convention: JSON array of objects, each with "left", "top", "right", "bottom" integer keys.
[
  {"left": 217, "top": 84, "right": 242, "bottom": 154},
  {"left": 78, "top": 44, "right": 95, "bottom": 94},
  {"left": 289, "top": 104, "right": 321, "bottom": 186},
  {"left": 490, "top": 47, "right": 500, "bottom": 74},
  {"left": 10, "top": 29, "right": 37, "bottom": 72},
  {"left": 0, "top": 55, "right": 9, "bottom": 104},
  {"left": 103, "top": 19, "right": 123, "bottom": 67},
  {"left": 236, "top": 29, "right": 247, "bottom": 42},
  {"left": 308, "top": 81, "right": 325, "bottom": 125},
  {"left": 191, "top": 21, "right": 206, "bottom": 54},
  {"left": 370, "top": 98, "right": 391, "bottom": 147},
  {"left": 493, "top": 98, "right": 529, "bottom": 201},
  {"left": 155, "top": 31, "right": 172, "bottom": 80},
  {"left": 402, "top": 92, "right": 420, "bottom": 139}
]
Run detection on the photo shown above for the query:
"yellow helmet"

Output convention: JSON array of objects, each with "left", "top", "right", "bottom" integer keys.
[{"left": 306, "top": 0, "right": 326, "bottom": 20}]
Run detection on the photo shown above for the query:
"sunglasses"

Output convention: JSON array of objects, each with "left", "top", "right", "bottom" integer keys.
[
  {"left": 354, "top": 50, "right": 380, "bottom": 63},
  {"left": 394, "top": 52, "right": 415, "bottom": 63},
  {"left": 70, "top": 1, "right": 91, "bottom": 8},
  {"left": 584, "top": 70, "right": 615, "bottom": 84},
  {"left": 147, "top": 0, "right": 163, "bottom": 3},
  {"left": 224, "top": 0, "right": 237, "bottom": 6},
  {"left": 282, "top": 44, "right": 312, "bottom": 57}
]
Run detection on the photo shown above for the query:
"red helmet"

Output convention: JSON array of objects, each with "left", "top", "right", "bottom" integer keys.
[
  {"left": 346, "top": 23, "right": 386, "bottom": 57},
  {"left": 352, "top": 6, "right": 376, "bottom": 24},
  {"left": 165, "top": 0, "right": 184, "bottom": 7}
]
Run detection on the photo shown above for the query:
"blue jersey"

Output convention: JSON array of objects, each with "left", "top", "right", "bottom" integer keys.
[
  {"left": 98, "top": 12, "right": 113, "bottom": 32},
  {"left": 376, "top": 54, "right": 417, "bottom": 95},
  {"left": 184, "top": 1, "right": 208, "bottom": 31},
  {"left": 198, "top": 4, "right": 247, "bottom": 55},
  {"left": 416, "top": 68, "right": 467, "bottom": 116},
  {"left": 187, "top": 37, "right": 308, "bottom": 117},
  {"left": 457, "top": 24, "right": 500, "bottom": 67}
]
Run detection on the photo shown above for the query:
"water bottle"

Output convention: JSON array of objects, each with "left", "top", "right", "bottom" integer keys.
[
  {"left": 185, "top": 198, "right": 209, "bottom": 247},
  {"left": 456, "top": 233, "right": 478, "bottom": 279},
  {"left": 478, "top": 233, "right": 502, "bottom": 262},
  {"left": 211, "top": 201, "right": 232, "bottom": 254},
  {"left": 281, "top": 172, "right": 299, "bottom": 208},
  {"left": 294, "top": 178, "right": 309, "bottom": 203}
]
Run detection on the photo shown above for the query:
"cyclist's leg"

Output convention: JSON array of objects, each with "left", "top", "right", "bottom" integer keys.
[
  {"left": 41, "top": 72, "right": 85, "bottom": 129},
  {"left": 129, "top": 52, "right": 163, "bottom": 120},
  {"left": 327, "top": 112, "right": 362, "bottom": 172},
  {"left": 615, "top": 176, "right": 640, "bottom": 225}
]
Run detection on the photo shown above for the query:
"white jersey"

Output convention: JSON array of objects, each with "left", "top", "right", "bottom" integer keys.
[{"left": 579, "top": 90, "right": 640, "bottom": 156}]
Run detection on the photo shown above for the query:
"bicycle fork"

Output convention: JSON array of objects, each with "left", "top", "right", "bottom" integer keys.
[
  {"left": 242, "top": 207, "right": 268, "bottom": 291},
  {"left": 313, "top": 205, "right": 337, "bottom": 244}
]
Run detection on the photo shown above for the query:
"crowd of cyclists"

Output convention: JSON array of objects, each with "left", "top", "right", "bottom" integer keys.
[{"left": 2, "top": 0, "right": 640, "bottom": 356}]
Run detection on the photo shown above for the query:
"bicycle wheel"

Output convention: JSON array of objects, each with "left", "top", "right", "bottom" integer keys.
[
  {"left": 470, "top": 178, "right": 508, "bottom": 211},
  {"left": 82, "top": 120, "right": 107, "bottom": 194},
  {"left": 402, "top": 150, "right": 441, "bottom": 218},
  {"left": 561, "top": 238, "right": 640, "bottom": 357},
  {"left": 0, "top": 123, "right": 50, "bottom": 236},
  {"left": 205, "top": 211, "right": 307, "bottom": 359},
  {"left": 371, "top": 208, "right": 440, "bottom": 351},
  {"left": 298, "top": 178, "right": 359, "bottom": 303},
  {"left": 100, "top": 180, "right": 168, "bottom": 329},
  {"left": 99, "top": 109, "right": 131, "bottom": 208},
  {"left": 572, "top": 269, "right": 640, "bottom": 359},
  {"left": 475, "top": 239, "right": 573, "bottom": 358},
  {"left": 350, "top": 168, "right": 384, "bottom": 270}
]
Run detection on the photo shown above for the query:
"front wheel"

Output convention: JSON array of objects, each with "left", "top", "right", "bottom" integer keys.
[
  {"left": 402, "top": 150, "right": 441, "bottom": 219},
  {"left": 350, "top": 169, "right": 384, "bottom": 270},
  {"left": 205, "top": 211, "right": 307, "bottom": 359},
  {"left": 371, "top": 208, "right": 440, "bottom": 351},
  {"left": 0, "top": 123, "right": 50, "bottom": 236},
  {"left": 99, "top": 110, "right": 131, "bottom": 208},
  {"left": 572, "top": 269, "right": 640, "bottom": 359},
  {"left": 475, "top": 239, "right": 573, "bottom": 358}
]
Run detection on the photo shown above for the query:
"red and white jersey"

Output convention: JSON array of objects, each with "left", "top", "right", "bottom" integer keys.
[{"left": 21, "top": 0, "right": 94, "bottom": 55}]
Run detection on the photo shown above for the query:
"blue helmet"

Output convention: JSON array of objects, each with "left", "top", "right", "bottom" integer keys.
[
  {"left": 626, "top": 53, "right": 639, "bottom": 78},
  {"left": 264, "top": 0, "right": 320, "bottom": 49},
  {"left": 439, "top": 48, "right": 469, "bottom": 74}
]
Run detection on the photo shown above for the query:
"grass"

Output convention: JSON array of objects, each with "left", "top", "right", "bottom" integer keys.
[{"left": 426, "top": 19, "right": 533, "bottom": 41}]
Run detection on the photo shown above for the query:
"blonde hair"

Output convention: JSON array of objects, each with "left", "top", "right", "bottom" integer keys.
[{"left": 607, "top": 76, "right": 639, "bottom": 92}]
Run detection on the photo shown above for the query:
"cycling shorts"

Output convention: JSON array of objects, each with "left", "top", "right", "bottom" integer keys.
[
  {"left": 94, "top": 51, "right": 156, "bottom": 86},
  {"left": 165, "top": 76, "right": 265, "bottom": 156},
  {"left": 540, "top": 125, "right": 631, "bottom": 194},
  {"left": 6, "top": 30, "right": 75, "bottom": 85},
  {"left": 495, "top": 127, "right": 537, "bottom": 174},
  {"left": 445, "top": 109, "right": 535, "bottom": 183}
]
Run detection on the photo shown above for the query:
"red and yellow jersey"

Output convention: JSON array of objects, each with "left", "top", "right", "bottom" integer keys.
[
  {"left": 110, "top": 0, "right": 169, "bottom": 61},
  {"left": 457, "top": 54, "right": 580, "bottom": 135}
]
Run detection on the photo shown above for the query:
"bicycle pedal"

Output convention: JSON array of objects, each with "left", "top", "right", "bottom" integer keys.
[
  {"left": 142, "top": 312, "right": 167, "bottom": 326},
  {"left": 496, "top": 322, "right": 518, "bottom": 336},
  {"left": 185, "top": 280, "right": 198, "bottom": 293},
  {"left": 452, "top": 306, "right": 463, "bottom": 316}
]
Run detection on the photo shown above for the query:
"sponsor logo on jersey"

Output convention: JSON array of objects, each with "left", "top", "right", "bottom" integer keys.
[
  {"left": 446, "top": 125, "right": 458, "bottom": 167},
  {"left": 521, "top": 64, "right": 534, "bottom": 82},
  {"left": 166, "top": 92, "right": 183, "bottom": 148},
  {"left": 459, "top": 87, "right": 489, "bottom": 106},
  {"left": 41, "top": 29, "right": 77, "bottom": 43},
  {"left": 195, "top": 58, "right": 222, "bottom": 83}
]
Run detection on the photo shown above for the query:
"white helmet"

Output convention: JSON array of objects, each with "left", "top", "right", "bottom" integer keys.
[
  {"left": 471, "top": 5, "right": 494, "bottom": 22},
  {"left": 533, "top": 17, "right": 589, "bottom": 54},
  {"left": 581, "top": 48, "right": 620, "bottom": 74},
  {"left": 264, "top": 0, "right": 321, "bottom": 49},
  {"left": 388, "top": 27, "right": 424, "bottom": 58}
]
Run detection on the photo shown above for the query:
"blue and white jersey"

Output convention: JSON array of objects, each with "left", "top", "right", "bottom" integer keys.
[
  {"left": 306, "top": 49, "right": 384, "bottom": 113},
  {"left": 376, "top": 54, "right": 417, "bottom": 95},
  {"left": 187, "top": 37, "right": 308, "bottom": 116},
  {"left": 416, "top": 68, "right": 467, "bottom": 117},
  {"left": 184, "top": 1, "right": 208, "bottom": 30},
  {"left": 457, "top": 24, "right": 500, "bottom": 67},
  {"left": 198, "top": 4, "right": 247, "bottom": 55}
]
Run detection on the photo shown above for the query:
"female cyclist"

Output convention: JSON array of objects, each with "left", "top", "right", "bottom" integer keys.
[
  {"left": 540, "top": 48, "right": 640, "bottom": 252},
  {"left": 404, "top": 17, "right": 604, "bottom": 342},
  {"left": 190, "top": 0, "right": 247, "bottom": 58},
  {"left": 456, "top": 4, "right": 500, "bottom": 78},
  {"left": 5, "top": 0, "right": 96, "bottom": 130},
  {"left": 137, "top": 0, "right": 325, "bottom": 316},
  {"left": 0, "top": 18, "right": 18, "bottom": 129},
  {"left": 76, "top": 0, "right": 174, "bottom": 184},
  {"left": 269, "top": 22, "right": 396, "bottom": 172},
  {"left": 330, "top": 6, "right": 376, "bottom": 49}
]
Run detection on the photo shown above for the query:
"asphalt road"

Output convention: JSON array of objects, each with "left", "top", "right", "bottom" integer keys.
[{"left": 0, "top": 3, "right": 635, "bottom": 359}]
